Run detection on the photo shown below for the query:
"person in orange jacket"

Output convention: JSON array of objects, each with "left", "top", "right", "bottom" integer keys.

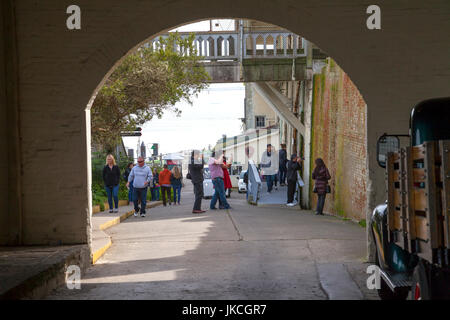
[{"left": 159, "top": 164, "right": 172, "bottom": 206}]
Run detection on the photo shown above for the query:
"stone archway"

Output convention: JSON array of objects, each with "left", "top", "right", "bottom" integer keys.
[{"left": 2, "top": 1, "right": 449, "bottom": 265}]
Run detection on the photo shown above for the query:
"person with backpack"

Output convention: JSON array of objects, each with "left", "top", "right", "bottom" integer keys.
[
  {"left": 312, "top": 158, "right": 331, "bottom": 215},
  {"left": 159, "top": 164, "right": 172, "bottom": 206},
  {"left": 286, "top": 154, "right": 302, "bottom": 207}
]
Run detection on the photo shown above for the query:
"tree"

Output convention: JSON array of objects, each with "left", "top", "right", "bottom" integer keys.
[{"left": 91, "top": 32, "right": 210, "bottom": 152}]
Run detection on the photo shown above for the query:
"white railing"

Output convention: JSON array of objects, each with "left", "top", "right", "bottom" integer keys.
[
  {"left": 148, "top": 31, "right": 305, "bottom": 61},
  {"left": 243, "top": 32, "right": 306, "bottom": 59}
]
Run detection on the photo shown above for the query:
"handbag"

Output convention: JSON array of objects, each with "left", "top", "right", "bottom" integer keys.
[{"left": 186, "top": 166, "right": 192, "bottom": 180}]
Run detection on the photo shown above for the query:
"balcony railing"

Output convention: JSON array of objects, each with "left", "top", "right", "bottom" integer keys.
[{"left": 148, "top": 31, "right": 307, "bottom": 62}]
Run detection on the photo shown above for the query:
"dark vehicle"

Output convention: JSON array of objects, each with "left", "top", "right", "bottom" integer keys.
[{"left": 371, "top": 97, "right": 450, "bottom": 300}]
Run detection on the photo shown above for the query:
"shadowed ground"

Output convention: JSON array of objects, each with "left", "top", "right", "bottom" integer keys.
[{"left": 46, "top": 184, "right": 379, "bottom": 300}]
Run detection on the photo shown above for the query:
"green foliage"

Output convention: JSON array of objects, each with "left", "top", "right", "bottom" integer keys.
[
  {"left": 359, "top": 219, "right": 367, "bottom": 228},
  {"left": 91, "top": 32, "right": 210, "bottom": 151}
]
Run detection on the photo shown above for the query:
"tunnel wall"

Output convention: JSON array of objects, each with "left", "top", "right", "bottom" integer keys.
[
  {"left": 310, "top": 59, "right": 368, "bottom": 223},
  {"left": 0, "top": 1, "right": 8, "bottom": 244}
]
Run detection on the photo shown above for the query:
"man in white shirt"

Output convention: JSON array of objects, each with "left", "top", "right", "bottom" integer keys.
[{"left": 260, "top": 144, "right": 279, "bottom": 193}]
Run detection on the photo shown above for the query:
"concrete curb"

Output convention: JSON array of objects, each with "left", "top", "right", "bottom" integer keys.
[
  {"left": 91, "top": 201, "right": 163, "bottom": 264},
  {"left": 0, "top": 245, "right": 90, "bottom": 300}
]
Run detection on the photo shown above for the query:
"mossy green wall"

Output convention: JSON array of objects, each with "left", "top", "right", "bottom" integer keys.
[{"left": 310, "top": 58, "right": 367, "bottom": 221}]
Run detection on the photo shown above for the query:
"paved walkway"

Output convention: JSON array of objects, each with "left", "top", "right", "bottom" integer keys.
[{"left": 45, "top": 184, "right": 379, "bottom": 300}]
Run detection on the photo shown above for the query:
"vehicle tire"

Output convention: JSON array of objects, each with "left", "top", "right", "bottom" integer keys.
[
  {"left": 409, "top": 261, "right": 431, "bottom": 300},
  {"left": 375, "top": 249, "right": 409, "bottom": 300}
]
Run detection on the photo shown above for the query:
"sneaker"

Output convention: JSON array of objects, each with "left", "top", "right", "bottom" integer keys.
[
  {"left": 192, "top": 210, "right": 204, "bottom": 214},
  {"left": 134, "top": 212, "right": 138, "bottom": 217},
  {"left": 287, "top": 203, "right": 295, "bottom": 207},
  {"left": 141, "top": 213, "right": 146, "bottom": 217},
  {"left": 114, "top": 208, "right": 119, "bottom": 213},
  {"left": 109, "top": 209, "right": 113, "bottom": 213}
]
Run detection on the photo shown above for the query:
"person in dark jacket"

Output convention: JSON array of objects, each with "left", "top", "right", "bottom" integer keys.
[
  {"left": 170, "top": 166, "right": 183, "bottom": 205},
  {"left": 243, "top": 170, "right": 249, "bottom": 201},
  {"left": 123, "top": 162, "right": 134, "bottom": 203},
  {"left": 150, "top": 168, "right": 160, "bottom": 201},
  {"left": 103, "top": 154, "right": 121, "bottom": 213},
  {"left": 286, "top": 154, "right": 302, "bottom": 206},
  {"left": 312, "top": 158, "right": 331, "bottom": 215},
  {"left": 278, "top": 144, "right": 288, "bottom": 186},
  {"left": 189, "top": 150, "right": 205, "bottom": 214}
]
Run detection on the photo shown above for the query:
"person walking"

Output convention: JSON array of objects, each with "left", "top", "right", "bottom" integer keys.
[
  {"left": 123, "top": 162, "right": 134, "bottom": 204},
  {"left": 271, "top": 145, "right": 279, "bottom": 191},
  {"left": 150, "top": 168, "right": 160, "bottom": 201},
  {"left": 222, "top": 154, "right": 233, "bottom": 198},
  {"left": 243, "top": 170, "right": 249, "bottom": 201},
  {"left": 286, "top": 154, "right": 302, "bottom": 207},
  {"left": 189, "top": 150, "right": 205, "bottom": 214},
  {"left": 159, "top": 164, "right": 172, "bottom": 206},
  {"left": 208, "top": 150, "right": 231, "bottom": 210},
  {"left": 171, "top": 166, "right": 183, "bottom": 205},
  {"left": 126, "top": 156, "right": 152, "bottom": 217},
  {"left": 103, "top": 154, "right": 121, "bottom": 213},
  {"left": 278, "top": 144, "right": 288, "bottom": 186},
  {"left": 312, "top": 158, "right": 331, "bottom": 215},
  {"left": 260, "top": 144, "right": 279, "bottom": 193}
]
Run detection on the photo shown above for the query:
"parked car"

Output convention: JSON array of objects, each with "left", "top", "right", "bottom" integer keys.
[{"left": 237, "top": 170, "right": 247, "bottom": 193}]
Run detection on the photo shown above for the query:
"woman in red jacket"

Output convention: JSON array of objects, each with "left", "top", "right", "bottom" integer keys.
[{"left": 222, "top": 155, "right": 232, "bottom": 196}]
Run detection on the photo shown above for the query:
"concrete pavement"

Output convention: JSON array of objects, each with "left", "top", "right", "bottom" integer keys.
[{"left": 45, "top": 184, "right": 379, "bottom": 300}]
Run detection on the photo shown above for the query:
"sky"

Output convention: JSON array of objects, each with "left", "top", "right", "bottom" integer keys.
[
  {"left": 122, "top": 83, "right": 245, "bottom": 155},
  {"left": 123, "top": 20, "right": 243, "bottom": 157}
]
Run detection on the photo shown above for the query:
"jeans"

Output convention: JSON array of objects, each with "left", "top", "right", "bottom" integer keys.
[
  {"left": 273, "top": 173, "right": 278, "bottom": 187},
  {"left": 210, "top": 177, "right": 230, "bottom": 209},
  {"left": 173, "top": 185, "right": 182, "bottom": 204},
  {"left": 150, "top": 186, "right": 160, "bottom": 201},
  {"left": 161, "top": 186, "right": 171, "bottom": 205},
  {"left": 193, "top": 182, "right": 203, "bottom": 211},
  {"left": 133, "top": 187, "right": 147, "bottom": 214},
  {"left": 265, "top": 175, "right": 274, "bottom": 192},
  {"left": 105, "top": 185, "right": 119, "bottom": 210},
  {"left": 279, "top": 164, "right": 287, "bottom": 184},
  {"left": 128, "top": 182, "right": 134, "bottom": 203},
  {"left": 316, "top": 193, "right": 326, "bottom": 214}
]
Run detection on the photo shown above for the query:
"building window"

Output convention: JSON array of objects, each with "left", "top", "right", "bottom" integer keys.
[{"left": 255, "top": 116, "right": 266, "bottom": 128}]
